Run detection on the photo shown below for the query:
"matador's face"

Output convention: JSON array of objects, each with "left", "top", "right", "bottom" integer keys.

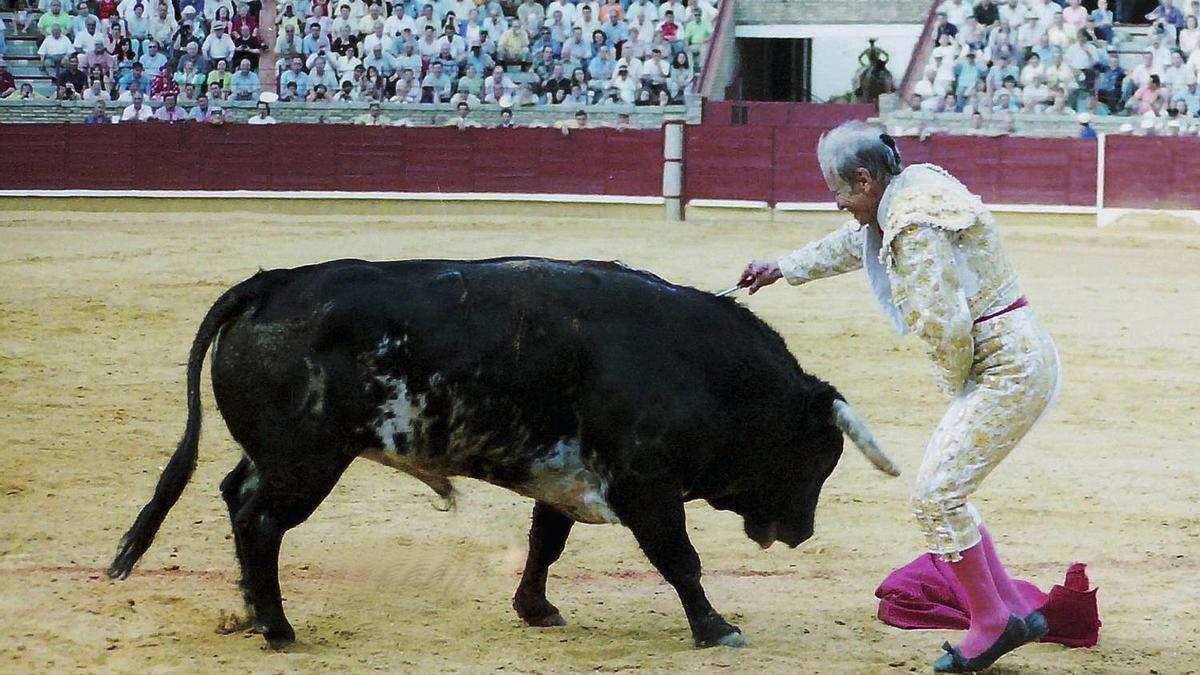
[{"left": 826, "top": 169, "right": 884, "bottom": 227}]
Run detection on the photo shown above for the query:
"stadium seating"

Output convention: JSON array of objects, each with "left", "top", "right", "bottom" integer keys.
[{"left": 0, "top": 0, "right": 717, "bottom": 125}]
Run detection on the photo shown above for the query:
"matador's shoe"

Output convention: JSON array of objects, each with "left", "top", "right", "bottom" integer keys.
[
  {"left": 1023, "top": 610, "right": 1049, "bottom": 644},
  {"left": 932, "top": 614, "right": 1029, "bottom": 673}
]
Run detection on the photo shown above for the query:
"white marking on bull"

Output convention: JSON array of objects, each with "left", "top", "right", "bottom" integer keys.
[
  {"left": 374, "top": 375, "right": 424, "bottom": 454},
  {"left": 520, "top": 439, "right": 620, "bottom": 525}
]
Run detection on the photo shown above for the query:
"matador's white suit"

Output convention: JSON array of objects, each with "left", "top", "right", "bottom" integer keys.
[{"left": 778, "top": 163, "right": 1061, "bottom": 562}]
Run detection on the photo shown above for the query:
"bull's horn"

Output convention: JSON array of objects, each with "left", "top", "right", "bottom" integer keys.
[{"left": 830, "top": 399, "right": 901, "bottom": 477}]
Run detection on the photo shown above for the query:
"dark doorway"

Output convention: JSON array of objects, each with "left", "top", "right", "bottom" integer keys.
[{"left": 737, "top": 38, "right": 813, "bottom": 102}]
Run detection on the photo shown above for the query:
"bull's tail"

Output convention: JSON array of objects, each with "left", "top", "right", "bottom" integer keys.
[
  {"left": 107, "top": 283, "right": 252, "bottom": 580},
  {"left": 829, "top": 398, "right": 902, "bottom": 477}
]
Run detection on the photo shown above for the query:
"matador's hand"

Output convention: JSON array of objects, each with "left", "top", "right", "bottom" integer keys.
[{"left": 738, "top": 260, "right": 783, "bottom": 294}]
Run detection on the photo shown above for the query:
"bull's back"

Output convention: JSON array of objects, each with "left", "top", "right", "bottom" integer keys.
[{"left": 211, "top": 258, "right": 808, "bottom": 474}]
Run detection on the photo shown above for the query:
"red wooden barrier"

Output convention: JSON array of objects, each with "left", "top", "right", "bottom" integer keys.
[
  {"left": 0, "top": 124, "right": 665, "bottom": 197},
  {"left": 1103, "top": 135, "right": 1200, "bottom": 210}
]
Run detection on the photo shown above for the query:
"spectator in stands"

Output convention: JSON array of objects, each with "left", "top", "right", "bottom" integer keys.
[
  {"left": 227, "top": 58, "right": 260, "bottom": 100},
  {"left": 56, "top": 54, "right": 87, "bottom": 95},
  {"left": 179, "top": 82, "right": 197, "bottom": 104},
  {"left": 306, "top": 82, "right": 332, "bottom": 102},
  {"left": 1022, "top": 74, "right": 1052, "bottom": 109},
  {"left": 360, "top": 22, "right": 389, "bottom": 55},
  {"left": 456, "top": 62, "right": 483, "bottom": 98},
  {"left": 589, "top": 44, "right": 618, "bottom": 87},
  {"left": 576, "top": 5, "right": 601, "bottom": 42},
  {"left": 601, "top": 8, "right": 629, "bottom": 52},
  {"left": 392, "top": 69, "right": 419, "bottom": 102},
  {"left": 247, "top": 101, "right": 277, "bottom": 124},
  {"left": 118, "top": 60, "right": 152, "bottom": 93},
  {"left": 642, "top": 46, "right": 670, "bottom": 92},
  {"left": 279, "top": 56, "right": 311, "bottom": 97},
  {"left": 174, "top": 57, "right": 204, "bottom": 89},
  {"left": 1165, "top": 50, "right": 1190, "bottom": 99},
  {"left": 74, "top": 16, "right": 105, "bottom": 55},
  {"left": 1094, "top": 53, "right": 1125, "bottom": 111},
  {"left": 206, "top": 105, "right": 229, "bottom": 125},
  {"left": 333, "top": 78, "right": 357, "bottom": 101},
  {"left": 81, "top": 77, "right": 106, "bottom": 101},
  {"left": 275, "top": 23, "right": 303, "bottom": 64},
  {"left": 1126, "top": 51, "right": 1163, "bottom": 101},
  {"left": 934, "top": 12, "right": 958, "bottom": 43},
  {"left": 555, "top": 108, "right": 588, "bottom": 134},
  {"left": 608, "top": 58, "right": 636, "bottom": 103},
  {"left": 9, "top": 82, "right": 45, "bottom": 99},
  {"left": 309, "top": 54, "right": 340, "bottom": 92},
  {"left": 233, "top": 23, "right": 263, "bottom": 70},
  {"left": 151, "top": 92, "right": 184, "bottom": 122},
  {"left": 120, "top": 91, "right": 152, "bottom": 121},
  {"left": 971, "top": 0, "right": 999, "bottom": 28},
  {"left": 386, "top": 3, "right": 417, "bottom": 38},
  {"left": 1147, "top": 0, "right": 1185, "bottom": 31},
  {"left": 1083, "top": 0, "right": 1113, "bottom": 44},
  {"left": 203, "top": 21, "right": 237, "bottom": 66},
  {"left": 206, "top": 79, "right": 227, "bottom": 102},
  {"left": 484, "top": 62, "right": 514, "bottom": 94},
  {"left": 278, "top": 80, "right": 302, "bottom": 101},
  {"left": 495, "top": 107, "right": 515, "bottom": 127},
  {"left": 421, "top": 59, "right": 452, "bottom": 100},
  {"left": 1076, "top": 91, "right": 1111, "bottom": 116},
  {"left": 1131, "top": 74, "right": 1166, "bottom": 113},
  {"left": 206, "top": 57, "right": 232, "bottom": 92},
  {"left": 151, "top": 61, "right": 179, "bottom": 99},
  {"left": 560, "top": 26, "right": 589, "bottom": 62},
  {"left": 38, "top": 25, "right": 73, "bottom": 74},
  {"left": 416, "top": 25, "right": 439, "bottom": 59},
  {"left": 302, "top": 20, "right": 331, "bottom": 57},
  {"left": 80, "top": 41, "right": 115, "bottom": 79},
  {"left": 353, "top": 100, "right": 389, "bottom": 124},
  {"left": 498, "top": 18, "right": 529, "bottom": 65},
  {"left": 539, "top": 62, "right": 570, "bottom": 102},
  {"left": 0, "top": 61, "right": 14, "bottom": 99},
  {"left": 438, "top": 21, "right": 467, "bottom": 59},
  {"left": 362, "top": 43, "right": 398, "bottom": 83},
  {"left": 953, "top": 51, "right": 984, "bottom": 104},
  {"left": 141, "top": 41, "right": 168, "bottom": 76},
  {"left": 441, "top": 100, "right": 477, "bottom": 128},
  {"left": 686, "top": 6, "right": 710, "bottom": 62},
  {"left": 38, "top": 0, "right": 73, "bottom": 37},
  {"left": 83, "top": 99, "right": 110, "bottom": 123}
]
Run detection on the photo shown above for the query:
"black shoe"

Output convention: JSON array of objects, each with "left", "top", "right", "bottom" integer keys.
[
  {"left": 932, "top": 614, "right": 1029, "bottom": 673},
  {"left": 1023, "top": 610, "right": 1049, "bottom": 644}
]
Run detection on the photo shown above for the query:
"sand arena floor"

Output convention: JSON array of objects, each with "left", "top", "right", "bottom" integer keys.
[{"left": 0, "top": 208, "right": 1197, "bottom": 674}]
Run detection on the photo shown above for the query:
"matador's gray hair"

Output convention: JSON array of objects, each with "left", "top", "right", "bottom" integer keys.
[{"left": 816, "top": 121, "right": 904, "bottom": 187}]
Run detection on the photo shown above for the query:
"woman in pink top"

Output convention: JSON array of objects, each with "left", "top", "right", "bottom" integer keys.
[{"left": 1062, "top": 0, "right": 1089, "bottom": 32}]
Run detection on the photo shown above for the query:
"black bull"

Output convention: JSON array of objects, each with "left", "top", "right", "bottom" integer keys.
[{"left": 107, "top": 258, "right": 898, "bottom": 649}]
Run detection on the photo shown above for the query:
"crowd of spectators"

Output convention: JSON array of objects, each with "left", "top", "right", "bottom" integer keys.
[
  {"left": 269, "top": 0, "right": 714, "bottom": 108},
  {"left": 906, "top": 0, "right": 1200, "bottom": 135},
  {"left": 2, "top": 0, "right": 716, "bottom": 123},
  {"left": 2, "top": 0, "right": 268, "bottom": 122}
]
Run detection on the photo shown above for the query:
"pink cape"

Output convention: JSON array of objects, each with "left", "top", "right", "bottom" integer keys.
[{"left": 875, "top": 554, "right": 1102, "bottom": 647}]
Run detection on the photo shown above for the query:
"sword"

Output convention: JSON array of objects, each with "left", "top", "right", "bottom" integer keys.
[{"left": 713, "top": 285, "right": 744, "bottom": 298}]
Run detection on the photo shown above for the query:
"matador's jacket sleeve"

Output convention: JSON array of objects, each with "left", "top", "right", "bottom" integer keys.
[
  {"left": 777, "top": 220, "right": 865, "bottom": 285},
  {"left": 883, "top": 178, "right": 978, "bottom": 397}
]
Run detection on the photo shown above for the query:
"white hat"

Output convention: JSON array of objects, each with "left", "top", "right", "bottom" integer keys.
[
  {"left": 181, "top": 5, "right": 195, "bottom": 14},
  {"left": 1077, "top": 113, "right": 1091, "bottom": 124},
  {"left": 1140, "top": 117, "right": 1156, "bottom": 129},
  {"left": 498, "top": 94, "right": 513, "bottom": 108},
  {"left": 1119, "top": 122, "right": 1134, "bottom": 133}
]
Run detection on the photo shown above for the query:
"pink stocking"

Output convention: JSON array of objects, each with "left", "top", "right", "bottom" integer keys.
[
  {"left": 946, "top": 542, "right": 1015, "bottom": 658},
  {"left": 979, "top": 525, "right": 1035, "bottom": 617}
]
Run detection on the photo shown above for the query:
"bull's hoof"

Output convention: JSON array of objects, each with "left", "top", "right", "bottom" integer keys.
[
  {"left": 513, "top": 594, "right": 568, "bottom": 628},
  {"left": 258, "top": 623, "right": 296, "bottom": 651},
  {"left": 523, "top": 611, "right": 568, "bottom": 628},
  {"left": 715, "top": 631, "right": 751, "bottom": 648},
  {"left": 694, "top": 620, "right": 748, "bottom": 649}
]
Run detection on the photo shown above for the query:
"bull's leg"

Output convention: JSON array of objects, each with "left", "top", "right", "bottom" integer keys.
[
  {"left": 513, "top": 501, "right": 574, "bottom": 627},
  {"left": 233, "top": 454, "right": 352, "bottom": 650},
  {"left": 219, "top": 455, "right": 257, "bottom": 630},
  {"left": 609, "top": 479, "right": 747, "bottom": 648}
]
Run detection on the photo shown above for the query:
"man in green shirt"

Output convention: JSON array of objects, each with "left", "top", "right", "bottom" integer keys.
[
  {"left": 38, "top": 0, "right": 75, "bottom": 37},
  {"left": 683, "top": 7, "right": 714, "bottom": 64}
]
